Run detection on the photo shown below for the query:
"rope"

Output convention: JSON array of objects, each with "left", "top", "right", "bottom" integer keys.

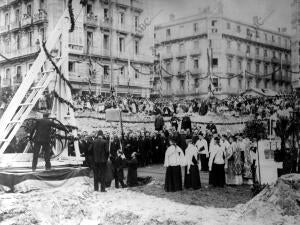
[
  {"left": 52, "top": 90, "right": 78, "bottom": 111},
  {"left": 68, "top": 0, "right": 75, "bottom": 32}
]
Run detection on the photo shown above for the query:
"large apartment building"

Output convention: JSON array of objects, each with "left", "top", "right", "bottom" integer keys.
[
  {"left": 0, "top": 0, "right": 153, "bottom": 97},
  {"left": 154, "top": 4, "right": 292, "bottom": 97},
  {"left": 292, "top": 0, "right": 300, "bottom": 94}
]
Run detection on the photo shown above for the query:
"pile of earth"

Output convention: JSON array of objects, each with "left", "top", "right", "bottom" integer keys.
[{"left": 235, "top": 173, "right": 300, "bottom": 224}]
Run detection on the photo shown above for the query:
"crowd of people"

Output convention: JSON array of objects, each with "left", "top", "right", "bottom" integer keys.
[
  {"left": 72, "top": 92, "right": 296, "bottom": 120},
  {"left": 76, "top": 117, "right": 257, "bottom": 192}
]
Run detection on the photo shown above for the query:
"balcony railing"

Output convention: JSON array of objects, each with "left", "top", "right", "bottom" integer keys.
[
  {"left": 10, "top": 21, "right": 21, "bottom": 30},
  {"left": 132, "top": 0, "right": 143, "bottom": 9},
  {"left": 190, "top": 48, "right": 201, "bottom": 56},
  {"left": 2, "top": 46, "right": 39, "bottom": 59},
  {"left": 84, "top": 13, "right": 98, "bottom": 27},
  {"left": 13, "top": 76, "right": 22, "bottom": 85},
  {"left": 0, "top": 24, "right": 9, "bottom": 33},
  {"left": 100, "top": 17, "right": 111, "bottom": 28},
  {"left": 33, "top": 10, "right": 48, "bottom": 24},
  {"left": 21, "top": 15, "right": 32, "bottom": 27},
  {"left": 161, "top": 52, "right": 173, "bottom": 60},
  {"left": 176, "top": 50, "right": 187, "bottom": 58},
  {"left": 2, "top": 78, "right": 11, "bottom": 87}
]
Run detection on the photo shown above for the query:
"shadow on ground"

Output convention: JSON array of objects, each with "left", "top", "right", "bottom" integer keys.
[{"left": 129, "top": 177, "right": 253, "bottom": 208}]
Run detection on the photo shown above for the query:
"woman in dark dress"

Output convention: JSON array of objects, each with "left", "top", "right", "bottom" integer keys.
[
  {"left": 127, "top": 152, "right": 138, "bottom": 187},
  {"left": 184, "top": 136, "right": 201, "bottom": 190}
]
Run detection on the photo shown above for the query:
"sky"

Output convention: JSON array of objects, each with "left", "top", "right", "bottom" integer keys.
[{"left": 142, "top": 0, "right": 294, "bottom": 35}]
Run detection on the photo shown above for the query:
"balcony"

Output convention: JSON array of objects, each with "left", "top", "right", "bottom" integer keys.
[
  {"left": 21, "top": 15, "right": 32, "bottom": 27},
  {"left": 177, "top": 72, "right": 186, "bottom": 79},
  {"left": 225, "top": 48, "right": 236, "bottom": 56},
  {"left": 161, "top": 52, "right": 173, "bottom": 60},
  {"left": 33, "top": 10, "right": 48, "bottom": 24},
  {"left": 13, "top": 76, "right": 22, "bottom": 85},
  {"left": 0, "top": 24, "right": 9, "bottom": 34},
  {"left": 190, "top": 49, "right": 201, "bottom": 57},
  {"left": 117, "top": 51, "right": 128, "bottom": 59},
  {"left": 2, "top": 78, "right": 11, "bottom": 87},
  {"left": 84, "top": 13, "right": 98, "bottom": 28},
  {"left": 131, "top": 0, "right": 143, "bottom": 10},
  {"left": 99, "top": 17, "right": 111, "bottom": 29},
  {"left": 133, "top": 54, "right": 152, "bottom": 62},
  {"left": 3, "top": 46, "right": 39, "bottom": 59},
  {"left": 10, "top": 21, "right": 21, "bottom": 31},
  {"left": 102, "top": 48, "right": 110, "bottom": 57},
  {"left": 115, "top": 0, "right": 131, "bottom": 7},
  {"left": 176, "top": 50, "right": 187, "bottom": 59},
  {"left": 117, "top": 23, "right": 129, "bottom": 34},
  {"left": 190, "top": 68, "right": 202, "bottom": 76}
]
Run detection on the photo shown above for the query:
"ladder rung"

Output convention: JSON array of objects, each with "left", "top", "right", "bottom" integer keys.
[
  {"left": 41, "top": 69, "right": 54, "bottom": 74},
  {"left": 8, "top": 120, "right": 22, "bottom": 124},
  {"left": 20, "top": 102, "right": 34, "bottom": 106},
  {"left": 0, "top": 139, "right": 8, "bottom": 142},
  {"left": 31, "top": 86, "right": 45, "bottom": 90}
]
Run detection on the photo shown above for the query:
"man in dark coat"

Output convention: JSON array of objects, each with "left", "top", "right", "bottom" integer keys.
[
  {"left": 31, "top": 113, "right": 68, "bottom": 171},
  {"left": 154, "top": 114, "right": 164, "bottom": 131},
  {"left": 181, "top": 116, "right": 192, "bottom": 132},
  {"left": 89, "top": 130, "right": 109, "bottom": 192}
]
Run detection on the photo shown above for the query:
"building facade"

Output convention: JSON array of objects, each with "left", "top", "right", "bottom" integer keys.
[
  {"left": 154, "top": 5, "right": 292, "bottom": 97},
  {"left": 0, "top": 0, "right": 153, "bottom": 97},
  {"left": 292, "top": 0, "right": 300, "bottom": 94}
]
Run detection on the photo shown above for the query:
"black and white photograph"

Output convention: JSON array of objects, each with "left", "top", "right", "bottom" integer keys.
[{"left": 0, "top": 0, "right": 299, "bottom": 224}]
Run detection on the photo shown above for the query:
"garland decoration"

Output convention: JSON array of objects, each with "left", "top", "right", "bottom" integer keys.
[
  {"left": 42, "top": 41, "right": 74, "bottom": 91},
  {"left": 68, "top": 0, "right": 75, "bottom": 32},
  {"left": 52, "top": 90, "right": 77, "bottom": 111}
]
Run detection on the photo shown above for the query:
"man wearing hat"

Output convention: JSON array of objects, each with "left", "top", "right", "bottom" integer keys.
[{"left": 89, "top": 130, "right": 109, "bottom": 192}]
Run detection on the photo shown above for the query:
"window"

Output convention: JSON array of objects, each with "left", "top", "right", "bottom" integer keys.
[
  {"left": 193, "top": 40, "right": 199, "bottom": 49},
  {"left": 238, "top": 79, "right": 242, "bottom": 89},
  {"left": 212, "top": 78, "right": 218, "bottom": 88},
  {"left": 256, "top": 30, "right": 260, "bottom": 38},
  {"left": 272, "top": 35, "right": 275, "bottom": 42},
  {"left": 278, "top": 37, "right": 281, "bottom": 45},
  {"left": 227, "top": 78, "right": 231, "bottom": 87},
  {"left": 272, "top": 51, "right": 276, "bottom": 58},
  {"left": 247, "top": 61, "right": 251, "bottom": 71},
  {"left": 193, "top": 23, "right": 198, "bottom": 32},
  {"left": 227, "top": 58, "right": 232, "bottom": 71},
  {"left": 264, "top": 64, "right": 268, "bottom": 74},
  {"left": 179, "top": 61, "right": 185, "bottom": 72},
  {"left": 237, "top": 25, "right": 241, "bottom": 33},
  {"left": 238, "top": 60, "right": 242, "bottom": 71},
  {"left": 16, "top": 66, "right": 21, "bottom": 79},
  {"left": 285, "top": 39, "right": 288, "bottom": 48},
  {"left": 135, "top": 72, "right": 139, "bottom": 79},
  {"left": 68, "top": 62, "right": 75, "bottom": 72},
  {"left": 28, "top": 31, "right": 33, "bottom": 47},
  {"left": 194, "top": 78, "right": 199, "bottom": 88},
  {"left": 246, "top": 28, "right": 252, "bottom": 37},
  {"left": 179, "top": 43, "right": 184, "bottom": 52},
  {"left": 256, "top": 79, "right": 259, "bottom": 88},
  {"left": 15, "top": 9, "right": 20, "bottom": 22},
  {"left": 237, "top": 42, "right": 241, "bottom": 51},
  {"left": 134, "top": 16, "right": 139, "bottom": 31},
  {"left": 119, "top": 37, "right": 125, "bottom": 52},
  {"left": 16, "top": 34, "right": 21, "bottom": 50},
  {"left": 264, "top": 49, "right": 268, "bottom": 57},
  {"left": 247, "top": 79, "right": 251, "bottom": 88},
  {"left": 166, "top": 62, "right": 171, "bottom": 71},
  {"left": 212, "top": 28, "right": 218, "bottom": 33},
  {"left": 120, "top": 67, "right": 124, "bottom": 76},
  {"left": 104, "top": 65, "right": 109, "bottom": 78},
  {"left": 27, "top": 4, "right": 32, "bottom": 16},
  {"left": 135, "top": 40, "right": 139, "bottom": 54},
  {"left": 87, "top": 4, "right": 93, "bottom": 14},
  {"left": 40, "top": 28, "right": 45, "bottom": 41},
  {"left": 246, "top": 45, "right": 250, "bottom": 53},
  {"left": 104, "top": 8, "right": 109, "bottom": 20},
  {"left": 212, "top": 58, "right": 218, "bottom": 67},
  {"left": 87, "top": 31, "right": 93, "bottom": 47},
  {"left": 264, "top": 79, "right": 268, "bottom": 88},
  {"left": 120, "top": 12, "right": 125, "bottom": 24},
  {"left": 193, "top": 59, "right": 199, "bottom": 69},
  {"left": 103, "top": 34, "right": 109, "bottom": 50},
  {"left": 255, "top": 47, "right": 259, "bottom": 56},
  {"left": 227, "top": 40, "right": 231, "bottom": 48},
  {"left": 166, "top": 28, "right": 171, "bottom": 37},
  {"left": 166, "top": 45, "right": 171, "bottom": 53},
  {"left": 5, "top": 13, "right": 9, "bottom": 26},
  {"left": 180, "top": 80, "right": 184, "bottom": 90},
  {"left": 211, "top": 20, "right": 217, "bottom": 26},
  {"left": 256, "top": 63, "right": 260, "bottom": 74},
  {"left": 265, "top": 33, "right": 268, "bottom": 41},
  {"left": 227, "top": 22, "right": 231, "bottom": 29}
]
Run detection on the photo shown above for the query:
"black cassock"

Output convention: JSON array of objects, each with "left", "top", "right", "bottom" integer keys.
[
  {"left": 184, "top": 156, "right": 201, "bottom": 190},
  {"left": 127, "top": 158, "right": 138, "bottom": 187}
]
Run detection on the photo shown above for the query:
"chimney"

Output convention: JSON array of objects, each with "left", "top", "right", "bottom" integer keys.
[{"left": 169, "top": 14, "right": 175, "bottom": 21}]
